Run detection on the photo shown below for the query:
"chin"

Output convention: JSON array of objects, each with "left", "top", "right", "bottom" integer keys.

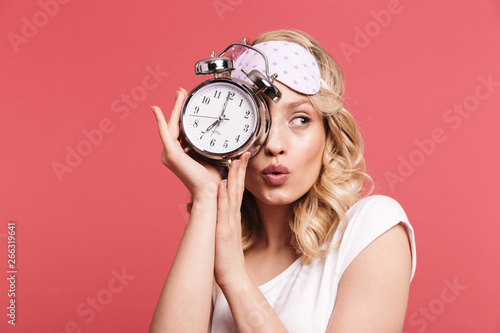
[
  {"left": 260, "top": 197, "right": 295, "bottom": 207},
  {"left": 245, "top": 173, "right": 313, "bottom": 208},
  {"left": 252, "top": 187, "right": 307, "bottom": 207}
]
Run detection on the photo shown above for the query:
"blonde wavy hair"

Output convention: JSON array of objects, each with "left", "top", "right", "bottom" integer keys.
[{"left": 240, "top": 30, "right": 373, "bottom": 264}]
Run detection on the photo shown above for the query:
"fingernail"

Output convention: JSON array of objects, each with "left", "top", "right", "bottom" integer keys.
[
  {"left": 175, "top": 90, "right": 179, "bottom": 98},
  {"left": 233, "top": 160, "right": 241, "bottom": 169},
  {"left": 151, "top": 105, "right": 158, "bottom": 112},
  {"left": 222, "top": 179, "right": 228, "bottom": 188},
  {"left": 244, "top": 152, "right": 251, "bottom": 162}
]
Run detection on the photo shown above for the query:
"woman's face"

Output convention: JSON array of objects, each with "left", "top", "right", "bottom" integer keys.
[{"left": 245, "top": 82, "right": 326, "bottom": 207}]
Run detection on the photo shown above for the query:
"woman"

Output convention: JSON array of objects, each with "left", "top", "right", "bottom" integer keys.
[{"left": 149, "top": 30, "right": 416, "bottom": 332}]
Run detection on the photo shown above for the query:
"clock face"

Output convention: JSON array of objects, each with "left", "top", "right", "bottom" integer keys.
[{"left": 182, "top": 81, "right": 258, "bottom": 156}]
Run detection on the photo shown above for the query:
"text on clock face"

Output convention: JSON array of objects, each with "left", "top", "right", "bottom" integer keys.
[{"left": 184, "top": 82, "right": 257, "bottom": 154}]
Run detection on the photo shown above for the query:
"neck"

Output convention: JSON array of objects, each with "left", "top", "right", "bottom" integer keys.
[{"left": 254, "top": 199, "right": 294, "bottom": 251}]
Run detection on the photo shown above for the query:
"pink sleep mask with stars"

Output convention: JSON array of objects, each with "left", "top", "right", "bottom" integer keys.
[{"left": 231, "top": 40, "right": 321, "bottom": 95}]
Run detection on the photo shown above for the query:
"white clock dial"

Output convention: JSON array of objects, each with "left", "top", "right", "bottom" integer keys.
[{"left": 183, "top": 82, "right": 258, "bottom": 155}]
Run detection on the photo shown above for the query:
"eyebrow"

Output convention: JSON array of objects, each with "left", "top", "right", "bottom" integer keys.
[{"left": 283, "top": 99, "right": 312, "bottom": 110}]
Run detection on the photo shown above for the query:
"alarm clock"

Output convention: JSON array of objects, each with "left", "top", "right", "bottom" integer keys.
[{"left": 180, "top": 43, "right": 281, "bottom": 166}]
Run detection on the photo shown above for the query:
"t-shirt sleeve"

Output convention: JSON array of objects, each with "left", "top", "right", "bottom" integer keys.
[{"left": 335, "top": 195, "right": 417, "bottom": 281}]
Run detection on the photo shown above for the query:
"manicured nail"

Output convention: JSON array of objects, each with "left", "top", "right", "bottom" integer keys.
[
  {"left": 222, "top": 179, "right": 228, "bottom": 188},
  {"left": 244, "top": 152, "right": 251, "bottom": 162}
]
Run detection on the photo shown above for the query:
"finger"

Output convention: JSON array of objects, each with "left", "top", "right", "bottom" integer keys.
[
  {"left": 227, "top": 159, "right": 241, "bottom": 213},
  {"left": 236, "top": 152, "right": 251, "bottom": 204},
  {"left": 217, "top": 179, "right": 229, "bottom": 227},
  {"left": 167, "top": 88, "right": 187, "bottom": 139},
  {"left": 151, "top": 105, "right": 178, "bottom": 153}
]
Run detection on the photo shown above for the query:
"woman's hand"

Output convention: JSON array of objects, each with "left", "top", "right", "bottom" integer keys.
[
  {"left": 150, "top": 89, "right": 222, "bottom": 333},
  {"left": 151, "top": 88, "right": 221, "bottom": 200},
  {"left": 214, "top": 152, "right": 251, "bottom": 290}
]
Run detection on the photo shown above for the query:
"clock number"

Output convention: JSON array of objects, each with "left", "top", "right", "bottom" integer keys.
[
  {"left": 200, "top": 131, "right": 206, "bottom": 139},
  {"left": 214, "top": 90, "right": 221, "bottom": 99},
  {"left": 202, "top": 96, "right": 210, "bottom": 104},
  {"left": 193, "top": 106, "right": 200, "bottom": 114},
  {"left": 223, "top": 140, "right": 228, "bottom": 148},
  {"left": 243, "top": 124, "right": 249, "bottom": 132},
  {"left": 193, "top": 120, "right": 199, "bottom": 128},
  {"left": 210, "top": 139, "right": 216, "bottom": 147},
  {"left": 244, "top": 110, "right": 250, "bottom": 119},
  {"left": 235, "top": 135, "right": 240, "bottom": 143},
  {"left": 239, "top": 99, "right": 243, "bottom": 107},
  {"left": 228, "top": 91, "right": 235, "bottom": 100}
]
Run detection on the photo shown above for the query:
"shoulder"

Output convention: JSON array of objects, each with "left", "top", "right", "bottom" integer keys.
[
  {"left": 347, "top": 195, "right": 407, "bottom": 222},
  {"left": 343, "top": 195, "right": 411, "bottom": 242},
  {"left": 336, "top": 195, "right": 416, "bottom": 281},
  {"left": 326, "top": 195, "right": 415, "bottom": 331},
  {"left": 327, "top": 219, "right": 413, "bottom": 331}
]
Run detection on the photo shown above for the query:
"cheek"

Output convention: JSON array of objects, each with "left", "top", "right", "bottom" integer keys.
[
  {"left": 297, "top": 130, "right": 326, "bottom": 167},
  {"left": 244, "top": 160, "right": 260, "bottom": 188}
]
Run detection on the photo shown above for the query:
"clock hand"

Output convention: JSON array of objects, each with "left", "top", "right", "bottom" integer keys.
[
  {"left": 204, "top": 91, "right": 233, "bottom": 134},
  {"left": 206, "top": 91, "right": 232, "bottom": 133},
  {"left": 191, "top": 115, "right": 219, "bottom": 119},
  {"left": 210, "top": 122, "right": 221, "bottom": 137},
  {"left": 218, "top": 91, "right": 231, "bottom": 121},
  {"left": 205, "top": 119, "right": 219, "bottom": 132}
]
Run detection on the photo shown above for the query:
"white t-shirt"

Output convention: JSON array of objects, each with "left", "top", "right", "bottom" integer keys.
[{"left": 211, "top": 195, "right": 417, "bottom": 332}]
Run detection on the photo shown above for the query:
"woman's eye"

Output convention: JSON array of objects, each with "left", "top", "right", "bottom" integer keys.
[{"left": 291, "top": 116, "right": 310, "bottom": 126}]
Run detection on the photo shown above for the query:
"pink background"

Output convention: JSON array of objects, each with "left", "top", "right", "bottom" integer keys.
[{"left": 1, "top": 0, "right": 499, "bottom": 332}]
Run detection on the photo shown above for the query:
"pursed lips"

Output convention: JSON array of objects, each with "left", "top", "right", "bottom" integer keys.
[{"left": 261, "top": 164, "right": 291, "bottom": 186}]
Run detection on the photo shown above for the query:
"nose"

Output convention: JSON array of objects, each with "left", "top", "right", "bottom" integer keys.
[{"left": 264, "top": 119, "right": 287, "bottom": 157}]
